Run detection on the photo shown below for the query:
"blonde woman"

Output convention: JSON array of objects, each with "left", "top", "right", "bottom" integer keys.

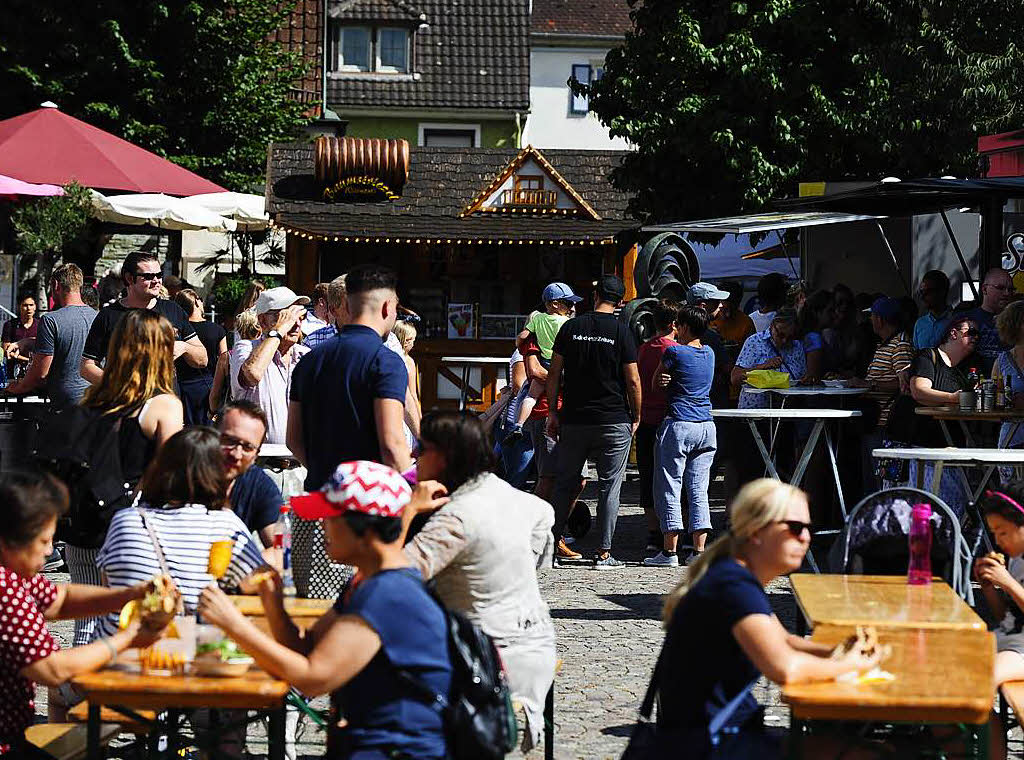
[
  {"left": 231, "top": 281, "right": 266, "bottom": 343},
  {"left": 392, "top": 320, "right": 420, "bottom": 406},
  {"left": 174, "top": 288, "right": 227, "bottom": 425},
  {"left": 648, "top": 480, "right": 878, "bottom": 757},
  {"left": 67, "top": 310, "right": 183, "bottom": 647},
  {"left": 210, "top": 309, "right": 261, "bottom": 415}
]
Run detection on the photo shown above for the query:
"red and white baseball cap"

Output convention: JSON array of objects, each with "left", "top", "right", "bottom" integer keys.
[{"left": 290, "top": 461, "right": 411, "bottom": 519}]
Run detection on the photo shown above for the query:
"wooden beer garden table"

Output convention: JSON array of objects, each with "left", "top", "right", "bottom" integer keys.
[
  {"left": 783, "top": 625, "right": 995, "bottom": 759},
  {"left": 228, "top": 594, "right": 334, "bottom": 633},
  {"left": 790, "top": 574, "right": 986, "bottom": 632},
  {"left": 73, "top": 665, "right": 290, "bottom": 760}
]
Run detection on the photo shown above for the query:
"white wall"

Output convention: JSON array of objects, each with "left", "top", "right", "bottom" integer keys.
[{"left": 524, "top": 47, "right": 631, "bottom": 151}]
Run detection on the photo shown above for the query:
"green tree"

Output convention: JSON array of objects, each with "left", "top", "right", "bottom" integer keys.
[
  {"left": 583, "top": 0, "right": 1024, "bottom": 222},
  {"left": 0, "top": 0, "right": 311, "bottom": 191}
]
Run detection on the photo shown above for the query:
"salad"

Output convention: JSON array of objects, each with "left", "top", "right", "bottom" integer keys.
[{"left": 196, "top": 638, "right": 252, "bottom": 663}]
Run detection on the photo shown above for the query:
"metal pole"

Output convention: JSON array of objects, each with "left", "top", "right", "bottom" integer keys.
[
  {"left": 874, "top": 221, "right": 912, "bottom": 297},
  {"left": 939, "top": 210, "right": 980, "bottom": 301}
]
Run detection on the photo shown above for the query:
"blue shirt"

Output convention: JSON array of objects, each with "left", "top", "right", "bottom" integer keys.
[
  {"left": 229, "top": 465, "right": 284, "bottom": 534},
  {"left": 913, "top": 309, "right": 951, "bottom": 349},
  {"left": 997, "top": 351, "right": 1024, "bottom": 448},
  {"left": 663, "top": 344, "right": 714, "bottom": 423},
  {"left": 290, "top": 325, "right": 408, "bottom": 489},
  {"left": 334, "top": 568, "right": 451, "bottom": 758},
  {"left": 304, "top": 323, "right": 337, "bottom": 349},
  {"left": 659, "top": 558, "right": 771, "bottom": 732},
  {"left": 735, "top": 329, "right": 806, "bottom": 408}
]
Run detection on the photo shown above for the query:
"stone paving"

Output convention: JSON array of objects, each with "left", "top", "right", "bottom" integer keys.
[{"left": 34, "top": 472, "right": 1017, "bottom": 759}]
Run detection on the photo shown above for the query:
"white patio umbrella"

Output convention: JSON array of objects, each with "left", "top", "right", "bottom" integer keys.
[
  {"left": 90, "top": 190, "right": 238, "bottom": 231},
  {"left": 186, "top": 191, "right": 269, "bottom": 231}
]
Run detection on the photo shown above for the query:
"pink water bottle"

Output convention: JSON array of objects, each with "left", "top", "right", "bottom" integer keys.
[{"left": 907, "top": 503, "right": 933, "bottom": 585}]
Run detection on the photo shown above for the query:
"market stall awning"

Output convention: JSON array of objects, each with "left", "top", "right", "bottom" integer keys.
[
  {"left": 0, "top": 173, "right": 65, "bottom": 199},
  {"left": 186, "top": 192, "right": 269, "bottom": 231},
  {"left": 642, "top": 210, "right": 885, "bottom": 235},
  {"left": 774, "top": 177, "right": 1024, "bottom": 216},
  {"left": 0, "top": 103, "right": 226, "bottom": 196},
  {"left": 90, "top": 191, "right": 237, "bottom": 232}
]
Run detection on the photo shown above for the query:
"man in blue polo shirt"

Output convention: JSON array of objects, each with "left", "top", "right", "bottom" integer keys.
[{"left": 288, "top": 264, "right": 411, "bottom": 489}]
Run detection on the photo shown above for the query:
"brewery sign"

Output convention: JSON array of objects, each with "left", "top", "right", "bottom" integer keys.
[{"left": 323, "top": 176, "right": 399, "bottom": 202}]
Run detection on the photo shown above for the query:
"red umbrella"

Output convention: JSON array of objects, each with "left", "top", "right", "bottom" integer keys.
[{"left": 0, "top": 103, "right": 226, "bottom": 196}]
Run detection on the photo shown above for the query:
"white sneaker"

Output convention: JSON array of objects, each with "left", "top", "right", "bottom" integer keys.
[{"left": 642, "top": 551, "right": 679, "bottom": 567}]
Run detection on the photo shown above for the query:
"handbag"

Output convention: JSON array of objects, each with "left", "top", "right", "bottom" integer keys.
[{"left": 620, "top": 650, "right": 758, "bottom": 760}]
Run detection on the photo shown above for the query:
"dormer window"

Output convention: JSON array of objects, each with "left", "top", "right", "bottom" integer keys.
[
  {"left": 332, "top": 24, "right": 410, "bottom": 73},
  {"left": 503, "top": 175, "right": 556, "bottom": 208}
]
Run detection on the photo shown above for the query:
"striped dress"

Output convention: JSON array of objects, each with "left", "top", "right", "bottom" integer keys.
[{"left": 94, "top": 504, "right": 264, "bottom": 638}]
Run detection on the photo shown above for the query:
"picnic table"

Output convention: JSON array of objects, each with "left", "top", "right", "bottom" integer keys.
[
  {"left": 73, "top": 664, "right": 290, "bottom": 760},
  {"left": 871, "top": 446, "right": 1024, "bottom": 503},
  {"left": 440, "top": 355, "right": 509, "bottom": 410},
  {"left": 790, "top": 574, "right": 986, "bottom": 632},
  {"left": 784, "top": 625, "right": 994, "bottom": 758},
  {"left": 228, "top": 594, "right": 333, "bottom": 633}
]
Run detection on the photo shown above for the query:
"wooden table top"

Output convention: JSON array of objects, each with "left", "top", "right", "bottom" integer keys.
[
  {"left": 72, "top": 665, "right": 290, "bottom": 710},
  {"left": 228, "top": 595, "right": 334, "bottom": 618},
  {"left": 790, "top": 574, "right": 985, "bottom": 631},
  {"left": 915, "top": 405, "right": 1024, "bottom": 421},
  {"left": 783, "top": 625, "right": 994, "bottom": 724}
]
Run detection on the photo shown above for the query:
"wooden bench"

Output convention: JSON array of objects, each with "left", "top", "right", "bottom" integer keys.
[
  {"left": 68, "top": 701, "right": 156, "bottom": 734},
  {"left": 26, "top": 723, "right": 119, "bottom": 760}
]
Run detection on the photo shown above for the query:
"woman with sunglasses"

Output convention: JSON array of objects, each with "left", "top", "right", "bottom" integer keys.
[
  {"left": 647, "top": 479, "right": 879, "bottom": 758},
  {"left": 884, "top": 315, "right": 978, "bottom": 513}
]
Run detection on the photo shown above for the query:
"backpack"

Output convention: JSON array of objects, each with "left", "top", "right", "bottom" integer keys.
[
  {"left": 30, "top": 405, "right": 137, "bottom": 548},
  {"left": 397, "top": 592, "right": 518, "bottom": 760}
]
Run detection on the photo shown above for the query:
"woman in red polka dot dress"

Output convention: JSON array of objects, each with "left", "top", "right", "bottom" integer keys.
[{"left": 0, "top": 471, "right": 168, "bottom": 757}]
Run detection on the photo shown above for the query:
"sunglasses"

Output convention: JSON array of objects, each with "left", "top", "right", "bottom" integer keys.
[
  {"left": 960, "top": 328, "right": 980, "bottom": 339},
  {"left": 133, "top": 272, "right": 163, "bottom": 282},
  {"left": 777, "top": 520, "right": 812, "bottom": 537}
]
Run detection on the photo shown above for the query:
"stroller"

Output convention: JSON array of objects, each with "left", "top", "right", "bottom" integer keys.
[{"left": 828, "top": 487, "right": 976, "bottom": 603}]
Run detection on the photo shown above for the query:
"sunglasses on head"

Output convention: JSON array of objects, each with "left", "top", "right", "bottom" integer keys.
[
  {"left": 777, "top": 519, "right": 812, "bottom": 537},
  {"left": 133, "top": 272, "right": 162, "bottom": 282}
]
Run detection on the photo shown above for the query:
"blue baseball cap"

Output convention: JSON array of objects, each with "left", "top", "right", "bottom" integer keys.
[
  {"left": 687, "top": 282, "right": 731, "bottom": 304},
  {"left": 864, "top": 297, "right": 900, "bottom": 321},
  {"left": 541, "top": 282, "right": 582, "bottom": 303}
]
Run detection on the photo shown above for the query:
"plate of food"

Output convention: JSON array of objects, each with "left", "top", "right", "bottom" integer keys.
[{"left": 193, "top": 637, "right": 254, "bottom": 677}]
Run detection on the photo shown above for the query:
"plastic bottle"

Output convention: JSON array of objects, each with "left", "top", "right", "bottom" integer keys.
[
  {"left": 907, "top": 503, "right": 933, "bottom": 586},
  {"left": 274, "top": 505, "right": 297, "bottom": 597}
]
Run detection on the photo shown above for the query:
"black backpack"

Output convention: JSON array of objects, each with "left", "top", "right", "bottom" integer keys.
[
  {"left": 31, "top": 405, "right": 137, "bottom": 548},
  {"left": 397, "top": 593, "right": 518, "bottom": 760}
]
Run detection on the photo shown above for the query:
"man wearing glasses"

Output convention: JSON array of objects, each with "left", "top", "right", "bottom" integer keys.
[
  {"left": 940, "top": 267, "right": 1014, "bottom": 374},
  {"left": 80, "top": 250, "right": 207, "bottom": 384},
  {"left": 218, "top": 400, "right": 284, "bottom": 548}
]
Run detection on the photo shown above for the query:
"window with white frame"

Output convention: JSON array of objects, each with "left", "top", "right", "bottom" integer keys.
[
  {"left": 332, "top": 24, "right": 410, "bottom": 73},
  {"left": 418, "top": 123, "right": 480, "bottom": 147},
  {"left": 569, "top": 63, "right": 604, "bottom": 115}
]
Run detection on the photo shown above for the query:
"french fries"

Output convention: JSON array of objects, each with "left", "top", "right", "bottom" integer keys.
[{"left": 139, "top": 646, "right": 188, "bottom": 675}]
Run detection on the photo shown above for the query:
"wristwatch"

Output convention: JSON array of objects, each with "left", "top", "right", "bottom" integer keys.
[{"left": 267, "top": 329, "right": 283, "bottom": 340}]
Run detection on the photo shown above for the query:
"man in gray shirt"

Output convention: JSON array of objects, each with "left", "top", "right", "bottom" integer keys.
[{"left": 6, "top": 263, "right": 96, "bottom": 407}]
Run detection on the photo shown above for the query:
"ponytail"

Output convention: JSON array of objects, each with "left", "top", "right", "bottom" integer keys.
[
  {"left": 663, "top": 533, "right": 735, "bottom": 627},
  {"left": 662, "top": 478, "right": 804, "bottom": 628}
]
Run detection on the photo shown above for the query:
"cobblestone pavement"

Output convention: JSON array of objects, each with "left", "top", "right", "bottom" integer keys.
[{"left": 35, "top": 472, "right": 1017, "bottom": 759}]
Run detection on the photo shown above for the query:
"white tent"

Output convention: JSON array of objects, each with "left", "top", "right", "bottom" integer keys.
[
  {"left": 186, "top": 192, "right": 269, "bottom": 231},
  {"left": 90, "top": 190, "right": 238, "bottom": 232}
]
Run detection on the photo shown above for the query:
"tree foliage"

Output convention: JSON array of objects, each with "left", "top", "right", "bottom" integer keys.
[
  {"left": 583, "top": 0, "right": 1024, "bottom": 222},
  {"left": 0, "top": 0, "right": 311, "bottom": 191}
]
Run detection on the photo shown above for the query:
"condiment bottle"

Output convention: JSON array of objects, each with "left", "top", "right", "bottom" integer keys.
[{"left": 908, "top": 503, "right": 932, "bottom": 585}]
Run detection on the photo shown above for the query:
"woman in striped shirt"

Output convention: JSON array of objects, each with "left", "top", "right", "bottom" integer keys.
[{"left": 95, "top": 427, "right": 269, "bottom": 638}]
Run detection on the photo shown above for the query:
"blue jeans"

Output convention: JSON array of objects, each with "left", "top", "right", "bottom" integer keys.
[{"left": 654, "top": 419, "right": 717, "bottom": 534}]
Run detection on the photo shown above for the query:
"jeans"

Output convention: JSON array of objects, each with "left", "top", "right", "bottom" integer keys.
[
  {"left": 500, "top": 431, "right": 535, "bottom": 488},
  {"left": 178, "top": 374, "right": 213, "bottom": 426},
  {"left": 654, "top": 419, "right": 716, "bottom": 534},
  {"left": 551, "top": 422, "right": 633, "bottom": 551}
]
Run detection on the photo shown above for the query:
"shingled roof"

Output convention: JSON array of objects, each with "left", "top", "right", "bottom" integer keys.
[
  {"left": 530, "top": 0, "right": 632, "bottom": 38},
  {"left": 326, "top": 0, "right": 530, "bottom": 112},
  {"left": 266, "top": 142, "right": 636, "bottom": 242}
]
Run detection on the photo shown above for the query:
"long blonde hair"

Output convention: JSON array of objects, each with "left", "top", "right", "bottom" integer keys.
[
  {"left": 662, "top": 479, "right": 805, "bottom": 627},
  {"left": 82, "top": 310, "right": 176, "bottom": 415}
]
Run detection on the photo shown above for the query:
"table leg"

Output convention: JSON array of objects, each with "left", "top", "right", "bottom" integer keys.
[
  {"left": 544, "top": 680, "right": 554, "bottom": 760},
  {"left": 268, "top": 706, "right": 286, "bottom": 760},
  {"left": 459, "top": 364, "right": 469, "bottom": 411},
  {"left": 823, "top": 424, "right": 848, "bottom": 521},
  {"left": 791, "top": 420, "right": 824, "bottom": 488},
  {"left": 931, "top": 460, "right": 945, "bottom": 495},
  {"left": 747, "top": 420, "right": 781, "bottom": 480},
  {"left": 940, "top": 420, "right": 976, "bottom": 497},
  {"left": 87, "top": 702, "right": 101, "bottom": 760},
  {"left": 787, "top": 717, "right": 804, "bottom": 760}
]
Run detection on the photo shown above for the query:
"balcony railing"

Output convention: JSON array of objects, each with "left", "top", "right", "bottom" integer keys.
[{"left": 501, "top": 188, "right": 557, "bottom": 208}]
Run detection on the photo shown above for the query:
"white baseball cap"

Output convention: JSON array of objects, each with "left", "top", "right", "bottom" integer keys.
[{"left": 254, "top": 287, "right": 311, "bottom": 315}]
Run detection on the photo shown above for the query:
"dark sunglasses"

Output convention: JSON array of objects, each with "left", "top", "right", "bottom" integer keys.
[
  {"left": 778, "top": 520, "right": 812, "bottom": 537},
  {"left": 133, "top": 272, "right": 163, "bottom": 282},
  {"left": 961, "top": 327, "right": 980, "bottom": 339}
]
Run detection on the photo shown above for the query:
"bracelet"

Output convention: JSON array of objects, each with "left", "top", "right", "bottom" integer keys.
[{"left": 99, "top": 636, "right": 118, "bottom": 664}]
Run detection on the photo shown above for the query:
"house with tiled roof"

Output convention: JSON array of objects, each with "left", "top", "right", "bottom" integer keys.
[
  {"left": 310, "top": 0, "right": 530, "bottom": 148},
  {"left": 523, "top": 0, "right": 632, "bottom": 150}
]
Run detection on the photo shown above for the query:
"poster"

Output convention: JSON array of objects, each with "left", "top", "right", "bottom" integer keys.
[{"left": 447, "top": 303, "right": 475, "bottom": 339}]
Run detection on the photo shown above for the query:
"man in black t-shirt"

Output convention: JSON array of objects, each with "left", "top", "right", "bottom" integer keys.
[
  {"left": 546, "top": 275, "right": 642, "bottom": 567},
  {"left": 80, "top": 251, "right": 206, "bottom": 384}
]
